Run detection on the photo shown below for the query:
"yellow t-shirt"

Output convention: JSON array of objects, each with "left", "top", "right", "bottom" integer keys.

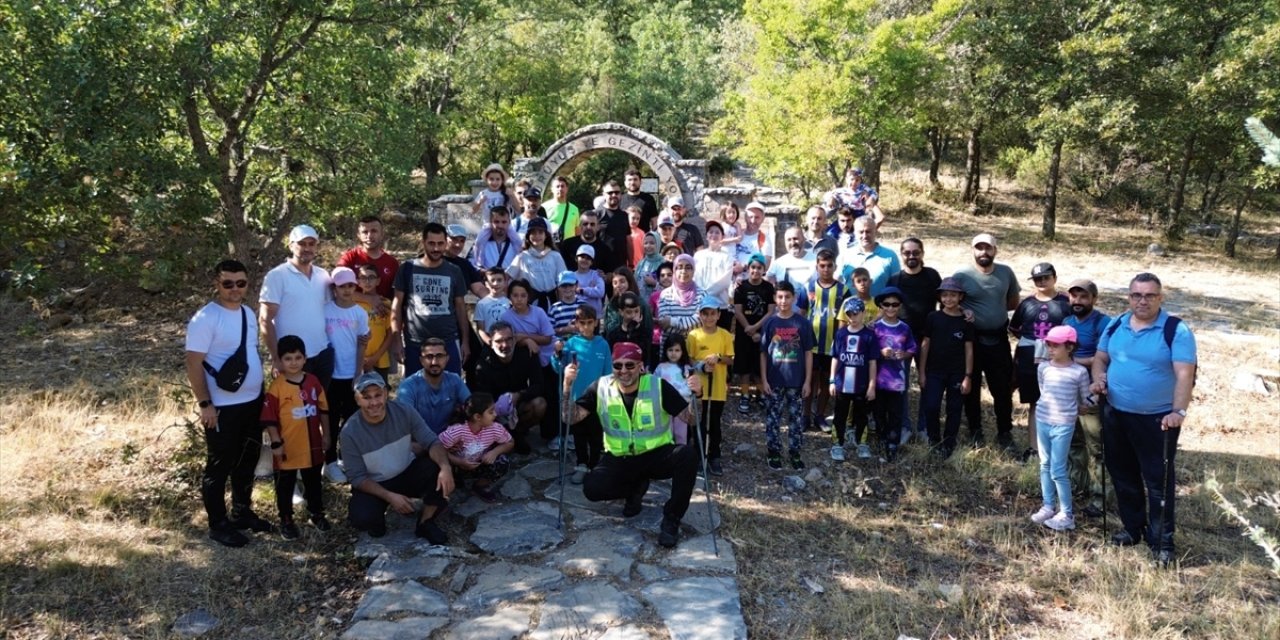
[
  {"left": 686, "top": 326, "right": 735, "bottom": 402},
  {"left": 358, "top": 299, "right": 392, "bottom": 368}
]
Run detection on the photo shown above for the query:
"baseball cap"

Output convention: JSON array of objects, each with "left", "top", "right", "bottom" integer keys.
[
  {"left": 1029, "top": 263, "right": 1056, "bottom": 279},
  {"left": 526, "top": 217, "right": 549, "bottom": 233},
  {"left": 971, "top": 233, "right": 997, "bottom": 248},
  {"left": 1066, "top": 279, "right": 1098, "bottom": 296},
  {"left": 937, "top": 277, "right": 966, "bottom": 294},
  {"left": 874, "top": 285, "right": 903, "bottom": 306},
  {"left": 665, "top": 195, "right": 684, "bottom": 209},
  {"left": 842, "top": 297, "right": 866, "bottom": 316},
  {"left": 576, "top": 245, "right": 595, "bottom": 259},
  {"left": 557, "top": 271, "right": 578, "bottom": 287},
  {"left": 523, "top": 186, "right": 541, "bottom": 200},
  {"left": 698, "top": 294, "right": 721, "bottom": 311},
  {"left": 705, "top": 219, "right": 724, "bottom": 233},
  {"left": 353, "top": 371, "right": 387, "bottom": 392},
  {"left": 657, "top": 213, "right": 675, "bottom": 227},
  {"left": 289, "top": 224, "right": 319, "bottom": 243},
  {"left": 745, "top": 201, "right": 766, "bottom": 212},
  {"left": 1045, "top": 325, "right": 1078, "bottom": 344},
  {"left": 331, "top": 266, "right": 357, "bottom": 287},
  {"left": 850, "top": 167, "right": 864, "bottom": 177},
  {"left": 446, "top": 224, "right": 469, "bottom": 239},
  {"left": 747, "top": 253, "right": 767, "bottom": 267}
]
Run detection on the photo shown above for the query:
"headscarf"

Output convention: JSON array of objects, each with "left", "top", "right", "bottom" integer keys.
[{"left": 672, "top": 254, "right": 698, "bottom": 306}]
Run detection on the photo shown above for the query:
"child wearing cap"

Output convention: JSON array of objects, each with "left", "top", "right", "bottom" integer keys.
[
  {"left": 1030, "top": 325, "right": 1094, "bottom": 532},
  {"left": 323, "top": 266, "right": 371, "bottom": 482},
  {"left": 505, "top": 218, "right": 566, "bottom": 312},
  {"left": 607, "top": 291, "right": 653, "bottom": 369},
  {"left": 261, "top": 335, "right": 331, "bottom": 539},
  {"left": 870, "top": 286, "right": 917, "bottom": 461},
  {"left": 1009, "top": 262, "right": 1070, "bottom": 461},
  {"left": 552, "top": 305, "right": 611, "bottom": 483},
  {"left": 572, "top": 245, "right": 606, "bottom": 315},
  {"left": 732, "top": 253, "right": 776, "bottom": 413},
  {"left": 686, "top": 294, "right": 735, "bottom": 475},
  {"left": 759, "top": 281, "right": 815, "bottom": 470},
  {"left": 828, "top": 297, "right": 880, "bottom": 462},
  {"left": 919, "top": 278, "right": 975, "bottom": 458},
  {"left": 550, "top": 271, "right": 585, "bottom": 338}
]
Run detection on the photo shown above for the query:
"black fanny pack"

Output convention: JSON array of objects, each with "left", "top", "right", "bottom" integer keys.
[{"left": 203, "top": 308, "right": 250, "bottom": 392}]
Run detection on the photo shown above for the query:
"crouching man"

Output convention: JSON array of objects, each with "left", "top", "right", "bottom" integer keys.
[
  {"left": 341, "top": 372, "right": 455, "bottom": 544},
  {"left": 563, "top": 342, "right": 702, "bottom": 548}
]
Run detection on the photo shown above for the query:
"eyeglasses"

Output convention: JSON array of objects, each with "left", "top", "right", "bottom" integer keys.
[
  {"left": 422, "top": 353, "right": 447, "bottom": 360},
  {"left": 880, "top": 302, "right": 901, "bottom": 308},
  {"left": 605, "top": 191, "right": 622, "bottom": 196},
  {"left": 901, "top": 250, "right": 922, "bottom": 257},
  {"left": 612, "top": 361, "right": 639, "bottom": 371},
  {"left": 1128, "top": 292, "right": 1160, "bottom": 302},
  {"left": 219, "top": 279, "right": 249, "bottom": 289}
]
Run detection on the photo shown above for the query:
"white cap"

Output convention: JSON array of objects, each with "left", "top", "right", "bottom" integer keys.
[
  {"left": 665, "top": 195, "right": 685, "bottom": 209},
  {"left": 289, "top": 224, "right": 319, "bottom": 243},
  {"left": 576, "top": 245, "right": 596, "bottom": 259},
  {"left": 971, "top": 233, "right": 998, "bottom": 248},
  {"left": 745, "top": 201, "right": 766, "bottom": 212}
]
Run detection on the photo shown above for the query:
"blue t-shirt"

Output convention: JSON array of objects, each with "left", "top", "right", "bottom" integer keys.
[
  {"left": 552, "top": 334, "right": 612, "bottom": 401},
  {"left": 1098, "top": 310, "right": 1196, "bottom": 415},
  {"left": 395, "top": 370, "right": 471, "bottom": 434},
  {"left": 1064, "top": 310, "right": 1110, "bottom": 359},
  {"left": 760, "top": 313, "right": 817, "bottom": 388},
  {"left": 830, "top": 325, "right": 881, "bottom": 395}
]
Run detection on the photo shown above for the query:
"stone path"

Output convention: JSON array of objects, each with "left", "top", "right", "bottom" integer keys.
[{"left": 343, "top": 450, "right": 747, "bottom": 640}]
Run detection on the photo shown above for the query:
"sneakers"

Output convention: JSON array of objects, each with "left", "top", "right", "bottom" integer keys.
[
  {"left": 1111, "top": 530, "right": 1143, "bottom": 547},
  {"left": 1080, "top": 504, "right": 1105, "bottom": 518},
  {"left": 830, "top": 445, "right": 846, "bottom": 462},
  {"left": 1153, "top": 548, "right": 1174, "bottom": 569},
  {"left": 737, "top": 396, "right": 751, "bottom": 414},
  {"left": 818, "top": 417, "right": 832, "bottom": 433},
  {"left": 571, "top": 464, "right": 588, "bottom": 485},
  {"left": 658, "top": 517, "right": 681, "bottom": 548},
  {"left": 1044, "top": 512, "right": 1076, "bottom": 531},
  {"left": 549, "top": 435, "right": 574, "bottom": 452},
  {"left": 280, "top": 519, "right": 301, "bottom": 541},
  {"left": 803, "top": 416, "right": 820, "bottom": 433},
  {"left": 291, "top": 485, "right": 306, "bottom": 507},
  {"left": 856, "top": 444, "right": 872, "bottom": 459},
  {"left": 208, "top": 521, "right": 249, "bottom": 548},
  {"left": 623, "top": 478, "right": 649, "bottom": 517},
  {"left": 324, "top": 462, "right": 348, "bottom": 484},
  {"left": 789, "top": 452, "right": 805, "bottom": 470},
  {"left": 310, "top": 514, "right": 331, "bottom": 532},
  {"left": 228, "top": 511, "right": 274, "bottom": 533},
  {"left": 767, "top": 452, "right": 783, "bottom": 470},
  {"left": 1030, "top": 505, "right": 1056, "bottom": 525},
  {"left": 415, "top": 519, "right": 448, "bottom": 545},
  {"left": 899, "top": 430, "right": 914, "bottom": 446},
  {"left": 708, "top": 458, "right": 724, "bottom": 476}
]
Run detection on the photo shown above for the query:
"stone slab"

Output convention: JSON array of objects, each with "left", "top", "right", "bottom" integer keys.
[
  {"left": 530, "top": 583, "right": 643, "bottom": 640},
  {"left": 471, "top": 503, "right": 564, "bottom": 556},
  {"left": 659, "top": 535, "right": 736, "bottom": 573},
  {"left": 547, "top": 528, "right": 643, "bottom": 579},
  {"left": 172, "top": 609, "right": 219, "bottom": 637},
  {"left": 542, "top": 479, "right": 602, "bottom": 511},
  {"left": 640, "top": 577, "right": 747, "bottom": 640},
  {"left": 366, "top": 554, "right": 451, "bottom": 583},
  {"left": 598, "top": 626, "right": 655, "bottom": 640},
  {"left": 634, "top": 563, "right": 669, "bottom": 583},
  {"left": 519, "top": 459, "right": 565, "bottom": 481},
  {"left": 500, "top": 473, "right": 533, "bottom": 499},
  {"left": 454, "top": 494, "right": 501, "bottom": 518},
  {"left": 460, "top": 562, "right": 565, "bottom": 608},
  {"left": 352, "top": 581, "right": 449, "bottom": 621},
  {"left": 447, "top": 605, "right": 534, "bottom": 640},
  {"left": 342, "top": 617, "right": 448, "bottom": 640}
]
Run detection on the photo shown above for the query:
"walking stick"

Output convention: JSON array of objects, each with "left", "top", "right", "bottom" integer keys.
[
  {"left": 1098, "top": 396, "right": 1109, "bottom": 542},
  {"left": 691, "top": 363, "right": 720, "bottom": 556},
  {"left": 1157, "top": 426, "right": 1175, "bottom": 555},
  {"left": 556, "top": 352, "right": 574, "bottom": 530}
]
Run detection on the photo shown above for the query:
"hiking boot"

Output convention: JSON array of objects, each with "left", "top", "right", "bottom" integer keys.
[
  {"left": 857, "top": 444, "right": 872, "bottom": 459},
  {"left": 767, "top": 452, "right": 783, "bottom": 470},
  {"left": 280, "top": 519, "right": 301, "bottom": 541},
  {"left": 1153, "top": 548, "right": 1175, "bottom": 569},
  {"left": 571, "top": 464, "right": 588, "bottom": 485},
  {"left": 415, "top": 519, "right": 448, "bottom": 545},
  {"left": 1080, "top": 504, "right": 1105, "bottom": 518},
  {"left": 228, "top": 511, "right": 274, "bottom": 533},
  {"left": 708, "top": 458, "right": 724, "bottom": 476},
  {"left": 310, "top": 514, "right": 331, "bottom": 532},
  {"left": 658, "top": 517, "right": 681, "bottom": 548},
  {"left": 623, "top": 479, "right": 650, "bottom": 517},
  {"left": 1030, "top": 505, "right": 1056, "bottom": 525},
  {"left": 1111, "top": 530, "right": 1143, "bottom": 547},
  {"left": 789, "top": 452, "right": 805, "bottom": 470},
  {"left": 1044, "top": 512, "right": 1075, "bottom": 531},
  {"left": 829, "top": 445, "right": 846, "bottom": 462},
  {"left": 208, "top": 521, "right": 249, "bottom": 548},
  {"left": 737, "top": 396, "right": 751, "bottom": 414}
]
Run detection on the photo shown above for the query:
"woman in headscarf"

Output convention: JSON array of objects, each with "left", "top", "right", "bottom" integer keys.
[{"left": 655, "top": 253, "right": 705, "bottom": 346}]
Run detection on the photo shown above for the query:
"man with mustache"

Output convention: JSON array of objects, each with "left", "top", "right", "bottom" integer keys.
[
  {"left": 887, "top": 237, "right": 941, "bottom": 444},
  {"left": 1063, "top": 279, "right": 1111, "bottom": 518}
]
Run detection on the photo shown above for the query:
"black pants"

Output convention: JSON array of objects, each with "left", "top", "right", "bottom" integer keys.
[
  {"left": 873, "top": 390, "right": 904, "bottom": 451},
  {"left": 326, "top": 377, "right": 356, "bottom": 463},
  {"left": 571, "top": 412, "right": 604, "bottom": 468},
  {"left": 832, "top": 392, "right": 871, "bottom": 446},
  {"left": 583, "top": 443, "right": 699, "bottom": 522},
  {"left": 923, "top": 372, "right": 966, "bottom": 447},
  {"left": 347, "top": 456, "right": 449, "bottom": 535},
  {"left": 964, "top": 339, "right": 1014, "bottom": 437},
  {"left": 274, "top": 465, "right": 323, "bottom": 520},
  {"left": 201, "top": 395, "right": 265, "bottom": 526},
  {"left": 697, "top": 399, "right": 724, "bottom": 460},
  {"left": 303, "top": 346, "right": 335, "bottom": 389},
  {"left": 1103, "top": 407, "right": 1179, "bottom": 551},
  {"left": 541, "top": 365, "right": 560, "bottom": 441}
]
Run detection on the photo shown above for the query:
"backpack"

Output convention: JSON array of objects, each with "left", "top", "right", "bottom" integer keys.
[{"left": 1102, "top": 312, "right": 1196, "bottom": 387}]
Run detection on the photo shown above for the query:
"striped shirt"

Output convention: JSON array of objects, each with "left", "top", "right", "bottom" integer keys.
[
  {"left": 1035, "top": 361, "right": 1094, "bottom": 425},
  {"left": 438, "top": 422, "right": 512, "bottom": 465},
  {"left": 550, "top": 297, "right": 585, "bottom": 333},
  {"left": 806, "top": 279, "right": 849, "bottom": 355}
]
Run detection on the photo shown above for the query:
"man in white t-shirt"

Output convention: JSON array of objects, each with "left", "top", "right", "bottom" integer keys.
[
  {"left": 766, "top": 227, "right": 815, "bottom": 312},
  {"left": 260, "top": 224, "right": 333, "bottom": 385},
  {"left": 185, "top": 259, "right": 270, "bottom": 547},
  {"left": 738, "top": 201, "right": 775, "bottom": 268}
]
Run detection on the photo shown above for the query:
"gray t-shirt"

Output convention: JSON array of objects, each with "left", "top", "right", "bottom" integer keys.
[
  {"left": 953, "top": 263, "right": 1020, "bottom": 337},
  {"left": 394, "top": 258, "right": 467, "bottom": 344},
  {"left": 340, "top": 399, "right": 438, "bottom": 487}
]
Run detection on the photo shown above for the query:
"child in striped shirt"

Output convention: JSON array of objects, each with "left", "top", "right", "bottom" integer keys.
[
  {"left": 550, "top": 271, "right": 585, "bottom": 338},
  {"left": 1029, "top": 325, "right": 1094, "bottom": 532},
  {"left": 439, "top": 393, "right": 514, "bottom": 503}
]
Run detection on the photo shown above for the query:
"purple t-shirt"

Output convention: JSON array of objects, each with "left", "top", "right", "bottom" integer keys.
[
  {"left": 500, "top": 305, "right": 555, "bottom": 366},
  {"left": 872, "top": 319, "right": 918, "bottom": 392}
]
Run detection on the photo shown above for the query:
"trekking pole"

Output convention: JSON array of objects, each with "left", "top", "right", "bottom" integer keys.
[
  {"left": 692, "top": 363, "right": 720, "bottom": 556},
  {"left": 556, "top": 353, "right": 572, "bottom": 530},
  {"left": 1157, "top": 426, "right": 1175, "bottom": 555},
  {"left": 1097, "top": 396, "right": 1108, "bottom": 543}
]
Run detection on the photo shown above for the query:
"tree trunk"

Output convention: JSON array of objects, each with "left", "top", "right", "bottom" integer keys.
[
  {"left": 927, "top": 126, "right": 943, "bottom": 187},
  {"left": 1199, "top": 168, "right": 1226, "bottom": 224},
  {"left": 1042, "top": 138, "right": 1063, "bottom": 240},
  {"left": 418, "top": 139, "right": 441, "bottom": 184},
  {"left": 1164, "top": 136, "right": 1195, "bottom": 241},
  {"left": 863, "top": 142, "right": 885, "bottom": 190},
  {"left": 1224, "top": 185, "right": 1253, "bottom": 258},
  {"left": 962, "top": 125, "right": 983, "bottom": 204}
]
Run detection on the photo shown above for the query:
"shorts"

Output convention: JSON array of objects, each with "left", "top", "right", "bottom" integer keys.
[{"left": 1014, "top": 344, "right": 1040, "bottom": 404}]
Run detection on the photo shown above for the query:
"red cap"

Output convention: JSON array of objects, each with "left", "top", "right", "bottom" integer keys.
[{"left": 611, "top": 342, "right": 644, "bottom": 362}]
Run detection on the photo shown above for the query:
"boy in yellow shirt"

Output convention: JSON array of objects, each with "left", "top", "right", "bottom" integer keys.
[
  {"left": 687, "top": 294, "right": 735, "bottom": 476},
  {"left": 356, "top": 264, "right": 394, "bottom": 382}
]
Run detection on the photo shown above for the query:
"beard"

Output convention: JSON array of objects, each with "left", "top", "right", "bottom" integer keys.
[
  {"left": 975, "top": 254, "right": 993, "bottom": 267},
  {"left": 904, "top": 257, "right": 921, "bottom": 269},
  {"left": 1071, "top": 303, "right": 1091, "bottom": 317}
]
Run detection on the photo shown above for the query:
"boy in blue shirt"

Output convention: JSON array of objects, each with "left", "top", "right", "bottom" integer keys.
[{"left": 759, "top": 282, "right": 816, "bottom": 470}]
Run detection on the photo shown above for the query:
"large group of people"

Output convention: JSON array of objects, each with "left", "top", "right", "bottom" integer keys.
[{"left": 186, "top": 165, "right": 1196, "bottom": 565}]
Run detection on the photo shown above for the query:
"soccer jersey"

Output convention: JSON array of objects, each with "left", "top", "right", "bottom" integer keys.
[
  {"left": 806, "top": 279, "right": 849, "bottom": 355},
  {"left": 260, "top": 374, "right": 328, "bottom": 471},
  {"left": 686, "top": 326, "right": 735, "bottom": 402},
  {"left": 830, "top": 325, "right": 880, "bottom": 395}
]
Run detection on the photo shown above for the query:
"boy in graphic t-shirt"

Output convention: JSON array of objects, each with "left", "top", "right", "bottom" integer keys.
[
  {"left": 871, "top": 287, "right": 917, "bottom": 462},
  {"left": 759, "top": 281, "right": 815, "bottom": 471}
]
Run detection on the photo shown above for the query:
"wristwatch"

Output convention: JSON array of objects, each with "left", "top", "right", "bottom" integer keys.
[
  {"left": 198, "top": 400, "right": 212, "bottom": 409},
  {"left": 1173, "top": 409, "right": 1188, "bottom": 417}
]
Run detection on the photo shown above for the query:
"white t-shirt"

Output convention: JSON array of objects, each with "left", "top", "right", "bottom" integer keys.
[
  {"left": 185, "top": 302, "right": 264, "bottom": 406},
  {"left": 767, "top": 251, "right": 816, "bottom": 311},
  {"left": 261, "top": 261, "right": 332, "bottom": 357},
  {"left": 325, "top": 301, "right": 371, "bottom": 379},
  {"left": 474, "top": 295, "right": 512, "bottom": 333}
]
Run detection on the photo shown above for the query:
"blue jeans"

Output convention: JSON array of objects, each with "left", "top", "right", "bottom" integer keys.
[{"left": 1037, "top": 421, "right": 1075, "bottom": 515}]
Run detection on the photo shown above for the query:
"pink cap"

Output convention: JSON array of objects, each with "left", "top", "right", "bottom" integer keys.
[
  {"left": 331, "top": 266, "right": 358, "bottom": 286},
  {"left": 1045, "top": 325, "right": 1077, "bottom": 344}
]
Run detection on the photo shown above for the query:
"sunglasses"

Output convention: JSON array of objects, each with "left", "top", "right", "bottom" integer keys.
[
  {"left": 879, "top": 302, "right": 901, "bottom": 308},
  {"left": 606, "top": 191, "right": 622, "bottom": 196},
  {"left": 219, "top": 279, "right": 249, "bottom": 289},
  {"left": 901, "top": 250, "right": 922, "bottom": 257},
  {"left": 612, "top": 361, "right": 639, "bottom": 371}
]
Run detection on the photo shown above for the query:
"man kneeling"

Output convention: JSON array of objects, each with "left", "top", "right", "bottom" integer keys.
[
  {"left": 563, "top": 342, "right": 702, "bottom": 548},
  {"left": 341, "top": 372, "right": 455, "bottom": 544}
]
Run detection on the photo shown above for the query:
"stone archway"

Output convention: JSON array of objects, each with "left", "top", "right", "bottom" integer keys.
[{"left": 512, "top": 123, "right": 707, "bottom": 213}]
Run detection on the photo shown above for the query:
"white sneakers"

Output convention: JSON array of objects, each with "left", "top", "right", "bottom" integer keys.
[
  {"left": 571, "top": 464, "right": 588, "bottom": 485},
  {"left": 830, "top": 445, "right": 846, "bottom": 462},
  {"left": 324, "top": 462, "right": 348, "bottom": 484},
  {"left": 856, "top": 444, "right": 872, "bottom": 459},
  {"left": 1030, "top": 506, "right": 1076, "bottom": 531},
  {"left": 1030, "top": 505, "right": 1056, "bottom": 525}
]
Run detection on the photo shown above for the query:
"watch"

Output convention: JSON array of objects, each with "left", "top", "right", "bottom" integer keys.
[
  {"left": 198, "top": 400, "right": 212, "bottom": 409},
  {"left": 1173, "top": 409, "right": 1187, "bottom": 417}
]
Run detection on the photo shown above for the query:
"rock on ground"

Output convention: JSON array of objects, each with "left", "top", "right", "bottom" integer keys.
[
  {"left": 351, "top": 581, "right": 449, "bottom": 621},
  {"left": 460, "top": 562, "right": 565, "bottom": 608},
  {"left": 342, "top": 617, "right": 448, "bottom": 640},
  {"left": 172, "top": 609, "right": 219, "bottom": 637},
  {"left": 530, "top": 583, "right": 643, "bottom": 640},
  {"left": 470, "top": 503, "right": 564, "bottom": 556},
  {"left": 547, "top": 527, "right": 643, "bottom": 579},
  {"left": 640, "top": 577, "right": 747, "bottom": 640},
  {"left": 446, "top": 605, "right": 534, "bottom": 640}
]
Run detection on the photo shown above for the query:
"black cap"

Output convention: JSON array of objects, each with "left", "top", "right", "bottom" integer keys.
[
  {"left": 1029, "top": 262, "right": 1056, "bottom": 279},
  {"left": 523, "top": 186, "right": 541, "bottom": 200}
]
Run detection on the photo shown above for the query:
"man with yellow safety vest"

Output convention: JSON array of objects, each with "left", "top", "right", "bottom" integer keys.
[{"left": 563, "top": 342, "right": 702, "bottom": 548}]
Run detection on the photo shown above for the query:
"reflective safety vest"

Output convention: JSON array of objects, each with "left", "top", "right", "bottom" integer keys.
[{"left": 597, "top": 374, "right": 673, "bottom": 456}]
